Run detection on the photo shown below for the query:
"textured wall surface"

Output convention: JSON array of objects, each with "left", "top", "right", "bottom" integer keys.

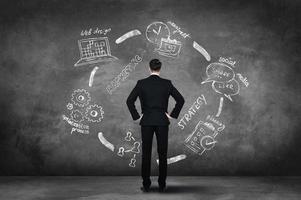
[{"left": 0, "top": 0, "right": 300, "bottom": 175}]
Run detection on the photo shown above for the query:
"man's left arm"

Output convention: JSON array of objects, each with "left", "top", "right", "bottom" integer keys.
[{"left": 126, "top": 80, "right": 141, "bottom": 121}]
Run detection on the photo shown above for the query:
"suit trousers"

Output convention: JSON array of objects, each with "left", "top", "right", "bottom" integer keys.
[{"left": 141, "top": 125, "right": 168, "bottom": 188}]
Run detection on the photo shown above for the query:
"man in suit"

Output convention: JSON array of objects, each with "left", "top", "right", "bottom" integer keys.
[{"left": 126, "top": 59, "right": 185, "bottom": 192}]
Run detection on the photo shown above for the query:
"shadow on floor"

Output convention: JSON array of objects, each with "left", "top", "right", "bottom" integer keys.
[{"left": 147, "top": 184, "right": 214, "bottom": 194}]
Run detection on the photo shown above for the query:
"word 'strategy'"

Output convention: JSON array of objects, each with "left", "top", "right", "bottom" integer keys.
[
  {"left": 156, "top": 154, "right": 187, "bottom": 165},
  {"left": 98, "top": 132, "right": 115, "bottom": 152},
  {"left": 81, "top": 27, "right": 111, "bottom": 37},
  {"left": 167, "top": 21, "right": 190, "bottom": 38},
  {"left": 106, "top": 54, "right": 142, "bottom": 95},
  {"left": 115, "top": 29, "right": 142, "bottom": 44},
  {"left": 117, "top": 131, "right": 141, "bottom": 168},
  {"left": 177, "top": 95, "right": 207, "bottom": 130},
  {"left": 74, "top": 37, "right": 118, "bottom": 67}
]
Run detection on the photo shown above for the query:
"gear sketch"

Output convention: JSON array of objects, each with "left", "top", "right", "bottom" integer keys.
[
  {"left": 70, "top": 110, "right": 84, "bottom": 123},
  {"left": 85, "top": 104, "right": 104, "bottom": 123},
  {"left": 71, "top": 89, "right": 91, "bottom": 107}
]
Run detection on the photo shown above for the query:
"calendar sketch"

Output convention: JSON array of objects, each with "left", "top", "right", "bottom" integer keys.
[{"left": 74, "top": 37, "right": 118, "bottom": 67}]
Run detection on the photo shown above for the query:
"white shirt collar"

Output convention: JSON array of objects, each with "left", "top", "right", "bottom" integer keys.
[{"left": 151, "top": 72, "right": 160, "bottom": 76}]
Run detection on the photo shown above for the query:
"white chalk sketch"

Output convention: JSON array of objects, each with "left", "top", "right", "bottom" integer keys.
[
  {"left": 117, "top": 147, "right": 125, "bottom": 157},
  {"left": 70, "top": 109, "right": 84, "bottom": 123},
  {"left": 193, "top": 41, "right": 211, "bottom": 61},
  {"left": 89, "top": 66, "right": 99, "bottom": 87},
  {"left": 98, "top": 132, "right": 115, "bottom": 152},
  {"left": 71, "top": 89, "right": 91, "bottom": 107},
  {"left": 216, "top": 97, "right": 224, "bottom": 117},
  {"left": 206, "top": 115, "right": 225, "bottom": 132},
  {"left": 146, "top": 22, "right": 171, "bottom": 45},
  {"left": 85, "top": 104, "right": 104, "bottom": 123},
  {"left": 71, "top": 127, "right": 89, "bottom": 135},
  {"left": 155, "top": 37, "right": 182, "bottom": 58},
  {"left": 66, "top": 103, "right": 73, "bottom": 110},
  {"left": 129, "top": 154, "right": 136, "bottom": 168},
  {"left": 125, "top": 131, "right": 135, "bottom": 141},
  {"left": 106, "top": 54, "right": 143, "bottom": 95},
  {"left": 145, "top": 22, "right": 182, "bottom": 58},
  {"left": 74, "top": 37, "right": 118, "bottom": 67},
  {"left": 177, "top": 95, "right": 207, "bottom": 130},
  {"left": 156, "top": 154, "right": 187, "bottom": 165},
  {"left": 62, "top": 115, "right": 90, "bottom": 135},
  {"left": 201, "top": 62, "right": 240, "bottom": 101},
  {"left": 184, "top": 120, "right": 219, "bottom": 156},
  {"left": 117, "top": 130, "right": 141, "bottom": 167},
  {"left": 167, "top": 21, "right": 190, "bottom": 38},
  {"left": 236, "top": 73, "right": 249, "bottom": 87},
  {"left": 125, "top": 141, "right": 140, "bottom": 154},
  {"left": 219, "top": 57, "right": 236, "bottom": 67},
  {"left": 81, "top": 27, "right": 111, "bottom": 37},
  {"left": 115, "top": 29, "right": 142, "bottom": 44}
]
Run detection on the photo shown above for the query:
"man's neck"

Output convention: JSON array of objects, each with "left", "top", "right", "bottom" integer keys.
[{"left": 150, "top": 71, "right": 160, "bottom": 76}]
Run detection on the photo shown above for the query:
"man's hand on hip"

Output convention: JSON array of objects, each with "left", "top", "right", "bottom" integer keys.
[{"left": 165, "top": 112, "right": 173, "bottom": 120}]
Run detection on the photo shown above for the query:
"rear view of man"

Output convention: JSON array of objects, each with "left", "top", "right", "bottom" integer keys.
[{"left": 126, "top": 59, "right": 185, "bottom": 192}]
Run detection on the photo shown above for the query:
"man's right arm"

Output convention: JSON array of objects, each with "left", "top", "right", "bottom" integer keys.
[{"left": 169, "top": 81, "right": 185, "bottom": 119}]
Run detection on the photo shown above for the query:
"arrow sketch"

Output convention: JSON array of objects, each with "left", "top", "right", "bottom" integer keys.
[
  {"left": 216, "top": 97, "right": 224, "bottom": 117},
  {"left": 193, "top": 41, "right": 211, "bottom": 61},
  {"left": 115, "top": 29, "right": 141, "bottom": 44}
]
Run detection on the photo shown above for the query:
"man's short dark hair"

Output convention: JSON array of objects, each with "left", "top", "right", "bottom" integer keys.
[{"left": 149, "top": 59, "right": 161, "bottom": 71}]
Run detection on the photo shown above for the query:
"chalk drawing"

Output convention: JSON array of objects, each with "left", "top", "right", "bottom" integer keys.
[
  {"left": 81, "top": 27, "right": 111, "bottom": 37},
  {"left": 98, "top": 132, "right": 115, "bottom": 152},
  {"left": 66, "top": 103, "right": 73, "bottom": 110},
  {"left": 117, "top": 147, "right": 125, "bottom": 157},
  {"left": 106, "top": 54, "right": 143, "bottom": 95},
  {"left": 219, "top": 57, "right": 236, "bottom": 67},
  {"left": 155, "top": 37, "right": 182, "bottom": 58},
  {"left": 71, "top": 89, "right": 91, "bottom": 107},
  {"left": 177, "top": 95, "right": 207, "bottom": 130},
  {"left": 117, "top": 130, "right": 141, "bottom": 168},
  {"left": 115, "top": 29, "right": 141, "bottom": 44},
  {"left": 129, "top": 154, "right": 136, "bottom": 168},
  {"left": 62, "top": 115, "right": 89, "bottom": 135},
  {"left": 125, "top": 131, "right": 135, "bottom": 142},
  {"left": 74, "top": 37, "right": 118, "bottom": 67},
  {"left": 206, "top": 115, "right": 225, "bottom": 132},
  {"left": 70, "top": 109, "right": 84, "bottom": 123},
  {"left": 184, "top": 120, "right": 218, "bottom": 156},
  {"left": 236, "top": 73, "right": 249, "bottom": 87},
  {"left": 146, "top": 22, "right": 171, "bottom": 45},
  {"left": 193, "top": 41, "right": 211, "bottom": 61},
  {"left": 85, "top": 104, "right": 104, "bottom": 123},
  {"left": 201, "top": 62, "right": 240, "bottom": 101},
  {"left": 71, "top": 127, "right": 89, "bottom": 135},
  {"left": 89, "top": 66, "right": 99, "bottom": 87},
  {"left": 156, "top": 154, "right": 187, "bottom": 165},
  {"left": 216, "top": 97, "right": 224, "bottom": 117},
  {"left": 212, "top": 79, "right": 240, "bottom": 101},
  {"left": 125, "top": 141, "right": 140, "bottom": 154},
  {"left": 167, "top": 21, "right": 190, "bottom": 38}
]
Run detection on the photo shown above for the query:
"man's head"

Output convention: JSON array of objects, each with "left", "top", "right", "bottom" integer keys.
[{"left": 149, "top": 59, "right": 161, "bottom": 72}]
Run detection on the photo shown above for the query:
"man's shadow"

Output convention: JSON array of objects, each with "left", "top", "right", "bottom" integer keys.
[{"left": 146, "top": 184, "right": 214, "bottom": 194}]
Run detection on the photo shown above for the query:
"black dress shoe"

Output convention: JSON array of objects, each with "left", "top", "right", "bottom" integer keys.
[{"left": 140, "top": 186, "right": 150, "bottom": 192}]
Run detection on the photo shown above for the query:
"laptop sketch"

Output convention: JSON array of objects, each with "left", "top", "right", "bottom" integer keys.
[{"left": 74, "top": 37, "right": 118, "bottom": 67}]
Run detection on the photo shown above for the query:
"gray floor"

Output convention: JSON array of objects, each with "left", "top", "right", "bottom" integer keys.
[{"left": 0, "top": 176, "right": 301, "bottom": 200}]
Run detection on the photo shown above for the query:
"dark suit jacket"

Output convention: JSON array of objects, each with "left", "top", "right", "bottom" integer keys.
[{"left": 126, "top": 75, "right": 185, "bottom": 126}]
